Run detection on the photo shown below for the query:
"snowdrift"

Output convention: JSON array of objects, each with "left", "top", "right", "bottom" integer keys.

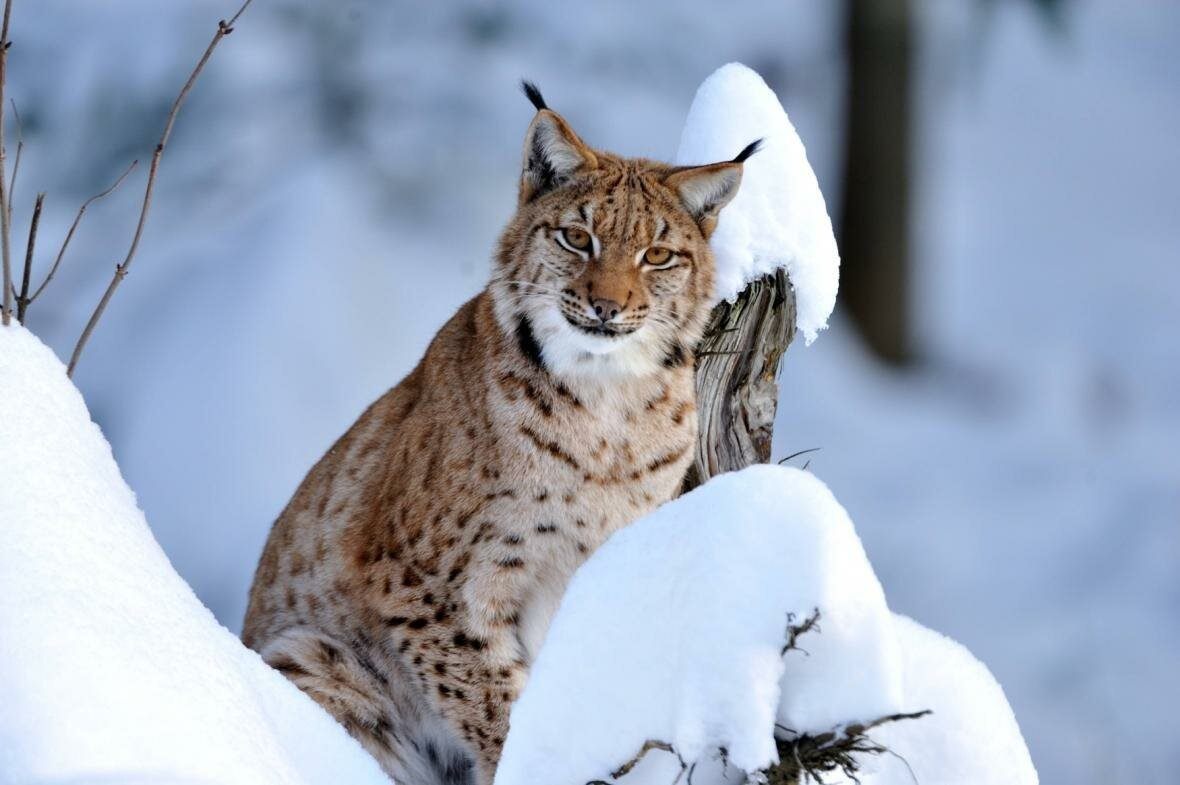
[
  {"left": 495, "top": 466, "right": 1038, "bottom": 785},
  {"left": 495, "top": 466, "right": 901, "bottom": 784},
  {"left": 0, "top": 324, "right": 390, "bottom": 785}
]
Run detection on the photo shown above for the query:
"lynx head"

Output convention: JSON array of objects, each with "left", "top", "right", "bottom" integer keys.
[{"left": 490, "top": 82, "right": 758, "bottom": 384}]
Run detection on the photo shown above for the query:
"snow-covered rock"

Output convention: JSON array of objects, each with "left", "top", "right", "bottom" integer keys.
[
  {"left": 495, "top": 465, "right": 903, "bottom": 785},
  {"left": 676, "top": 63, "right": 840, "bottom": 344},
  {"left": 0, "top": 324, "right": 389, "bottom": 785}
]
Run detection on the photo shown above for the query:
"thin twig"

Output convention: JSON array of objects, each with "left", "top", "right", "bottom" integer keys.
[
  {"left": 8, "top": 97, "right": 21, "bottom": 225},
  {"left": 777, "top": 447, "right": 822, "bottom": 466},
  {"left": 842, "top": 710, "right": 932, "bottom": 737},
  {"left": 610, "top": 739, "right": 681, "bottom": 780},
  {"left": 28, "top": 159, "right": 137, "bottom": 305},
  {"left": 0, "top": 0, "right": 14, "bottom": 326},
  {"left": 880, "top": 745, "right": 922, "bottom": 785},
  {"left": 66, "top": 0, "right": 254, "bottom": 375},
  {"left": 782, "top": 608, "right": 821, "bottom": 657},
  {"left": 13, "top": 189, "right": 39, "bottom": 322}
]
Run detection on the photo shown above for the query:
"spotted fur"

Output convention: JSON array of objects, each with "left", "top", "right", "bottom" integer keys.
[{"left": 242, "top": 84, "right": 752, "bottom": 784}]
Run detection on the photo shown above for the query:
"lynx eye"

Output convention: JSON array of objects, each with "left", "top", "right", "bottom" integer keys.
[
  {"left": 643, "top": 247, "right": 674, "bottom": 267},
  {"left": 560, "top": 227, "right": 592, "bottom": 251}
]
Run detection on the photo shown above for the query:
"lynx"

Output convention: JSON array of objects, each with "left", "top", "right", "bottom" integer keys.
[{"left": 242, "top": 83, "right": 756, "bottom": 785}]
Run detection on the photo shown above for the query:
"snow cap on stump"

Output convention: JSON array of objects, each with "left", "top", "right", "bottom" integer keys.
[{"left": 676, "top": 62, "right": 840, "bottom": 345}]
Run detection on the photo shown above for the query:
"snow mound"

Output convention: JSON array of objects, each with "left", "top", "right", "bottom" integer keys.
[
  {"left": 495, "top": 465, "right": 903, "bottom": 785},
  {"left": 0, "top": 324, "right": 389, "bottom": 785},
  {"left": 843, "top": 615, "right": 1040, "bottom": 785},
  {"left": 496, "top": 464, "right": 1038, "bottom": 785},
  {"left": 676, "top": 63, "right": 840, "bottom": 344}
]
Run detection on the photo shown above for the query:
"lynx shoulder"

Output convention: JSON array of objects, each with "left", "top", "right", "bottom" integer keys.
[{"left": 242, "top": 83, "right": 754, "bottom": 785}]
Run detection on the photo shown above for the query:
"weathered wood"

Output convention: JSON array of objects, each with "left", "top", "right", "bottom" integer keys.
[{"left": 684, "top": 268, "right": 796, "bottom": 492}]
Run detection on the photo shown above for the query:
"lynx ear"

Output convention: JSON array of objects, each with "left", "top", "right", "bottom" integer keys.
[
  {"left": 665, "top": 139, "right": 761, "bottom": 236},
  {"left": 519, "top": 82, "right": 597, "bottom": 203}
]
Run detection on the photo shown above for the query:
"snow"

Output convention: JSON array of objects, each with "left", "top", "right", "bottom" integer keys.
[
  {"left": 676, "top": 63, "right": 840, "bottom": 344},
  {"left": 495, "top": 465, "right": 903, "bottom": 785},
  {"left": 849, "top": 615, "right": 1039, "bottom": 785},
  {"left": 496, "top": 465, "right": 1038, "bottom": 785},
  {"left": 0, "top": 324, "right": 388, "bottom": 785}
]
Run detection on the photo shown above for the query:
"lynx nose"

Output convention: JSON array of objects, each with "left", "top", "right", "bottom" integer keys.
[{"left": 591, "top": 298, "right": 622, "bottom": 323}]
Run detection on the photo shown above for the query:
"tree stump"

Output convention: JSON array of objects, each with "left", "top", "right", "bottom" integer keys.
[{"left": 684, "top": 268, "right": 796, "bottom": 492}]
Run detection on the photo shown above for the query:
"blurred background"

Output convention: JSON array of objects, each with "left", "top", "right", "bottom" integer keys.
[{"left": 6, "top": 1, "right": 1177, "bottom": 782}]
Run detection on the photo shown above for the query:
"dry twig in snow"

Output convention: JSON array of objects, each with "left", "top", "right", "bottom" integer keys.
[
  {"left": 587, "top": 739, "right": 688, "bottom": 785},
  {"left": 767, "top": 711, "right": 930, "bottom": 785},
  {"left": 781, "top": 608, "right": 822, "bottom": 657}
]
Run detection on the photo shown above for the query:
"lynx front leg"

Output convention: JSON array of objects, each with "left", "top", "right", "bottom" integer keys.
[
  {"left": 454, "top": 548, "right": 537, "bottom": 778},
  {"left": 447, "top": 648, "right": 530, "bottom": 783},
  {"left": 461, "top": 541, "right": 536, "bottom": 674}
]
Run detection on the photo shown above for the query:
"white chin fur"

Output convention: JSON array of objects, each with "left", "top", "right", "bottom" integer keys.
[{"left": 530, "top": 306, "right": 661, "bottom": 381}]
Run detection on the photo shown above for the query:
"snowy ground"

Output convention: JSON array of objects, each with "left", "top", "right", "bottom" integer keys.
[
  {"left": 0, "top": 325, "right": 390, "bottom": 785},
  {"left": 4, "top": 2, "right": 1177, "bottom": 784}
]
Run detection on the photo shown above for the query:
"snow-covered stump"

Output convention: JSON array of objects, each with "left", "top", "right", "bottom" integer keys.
[
  {"left": 678, "top": 64, "right": 839, "bottom": 491},
  {"left": 686, "top": 268, "right": 795, "bottom": 491}
]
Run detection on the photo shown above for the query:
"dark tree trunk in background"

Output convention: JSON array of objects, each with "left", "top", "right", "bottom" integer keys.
[{"left": 839, "top": 0, "right": 914, "bottom": 364}]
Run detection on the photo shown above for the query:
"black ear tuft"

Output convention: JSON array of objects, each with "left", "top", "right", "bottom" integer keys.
[
  {"left": 521, "top": 80, "right": 548, "bottom": 111},
  {"left": 732, "top": 138, "right": 764, "bottom": 164}
]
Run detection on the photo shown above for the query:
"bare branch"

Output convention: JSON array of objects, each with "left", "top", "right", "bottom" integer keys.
[
  {"left": 782, "top": 608, "right": 822, "bottom": 657},
  {"left": 881, "top": 746, "right": 922, "bottom": 785},
  {"left": 13, "top": 189, "right": 40, "bottom": 322},
  {"left": 0, "top": 0, "right": 14, "bottom": 326},
  {"left": 607, "top": 739, "right": 685, "bottom": 781},
  {"left": 67, "top": 0, "right": 254, "bottom": 375},
  {"left": 28, "top": 159, "right": 137, "bottom": 305},
  {"left": 8, "top": 97, "right": 21, "bottom": 225},
  {"left": 612, "top": 739, "right": 676, "bottom": 779}
]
